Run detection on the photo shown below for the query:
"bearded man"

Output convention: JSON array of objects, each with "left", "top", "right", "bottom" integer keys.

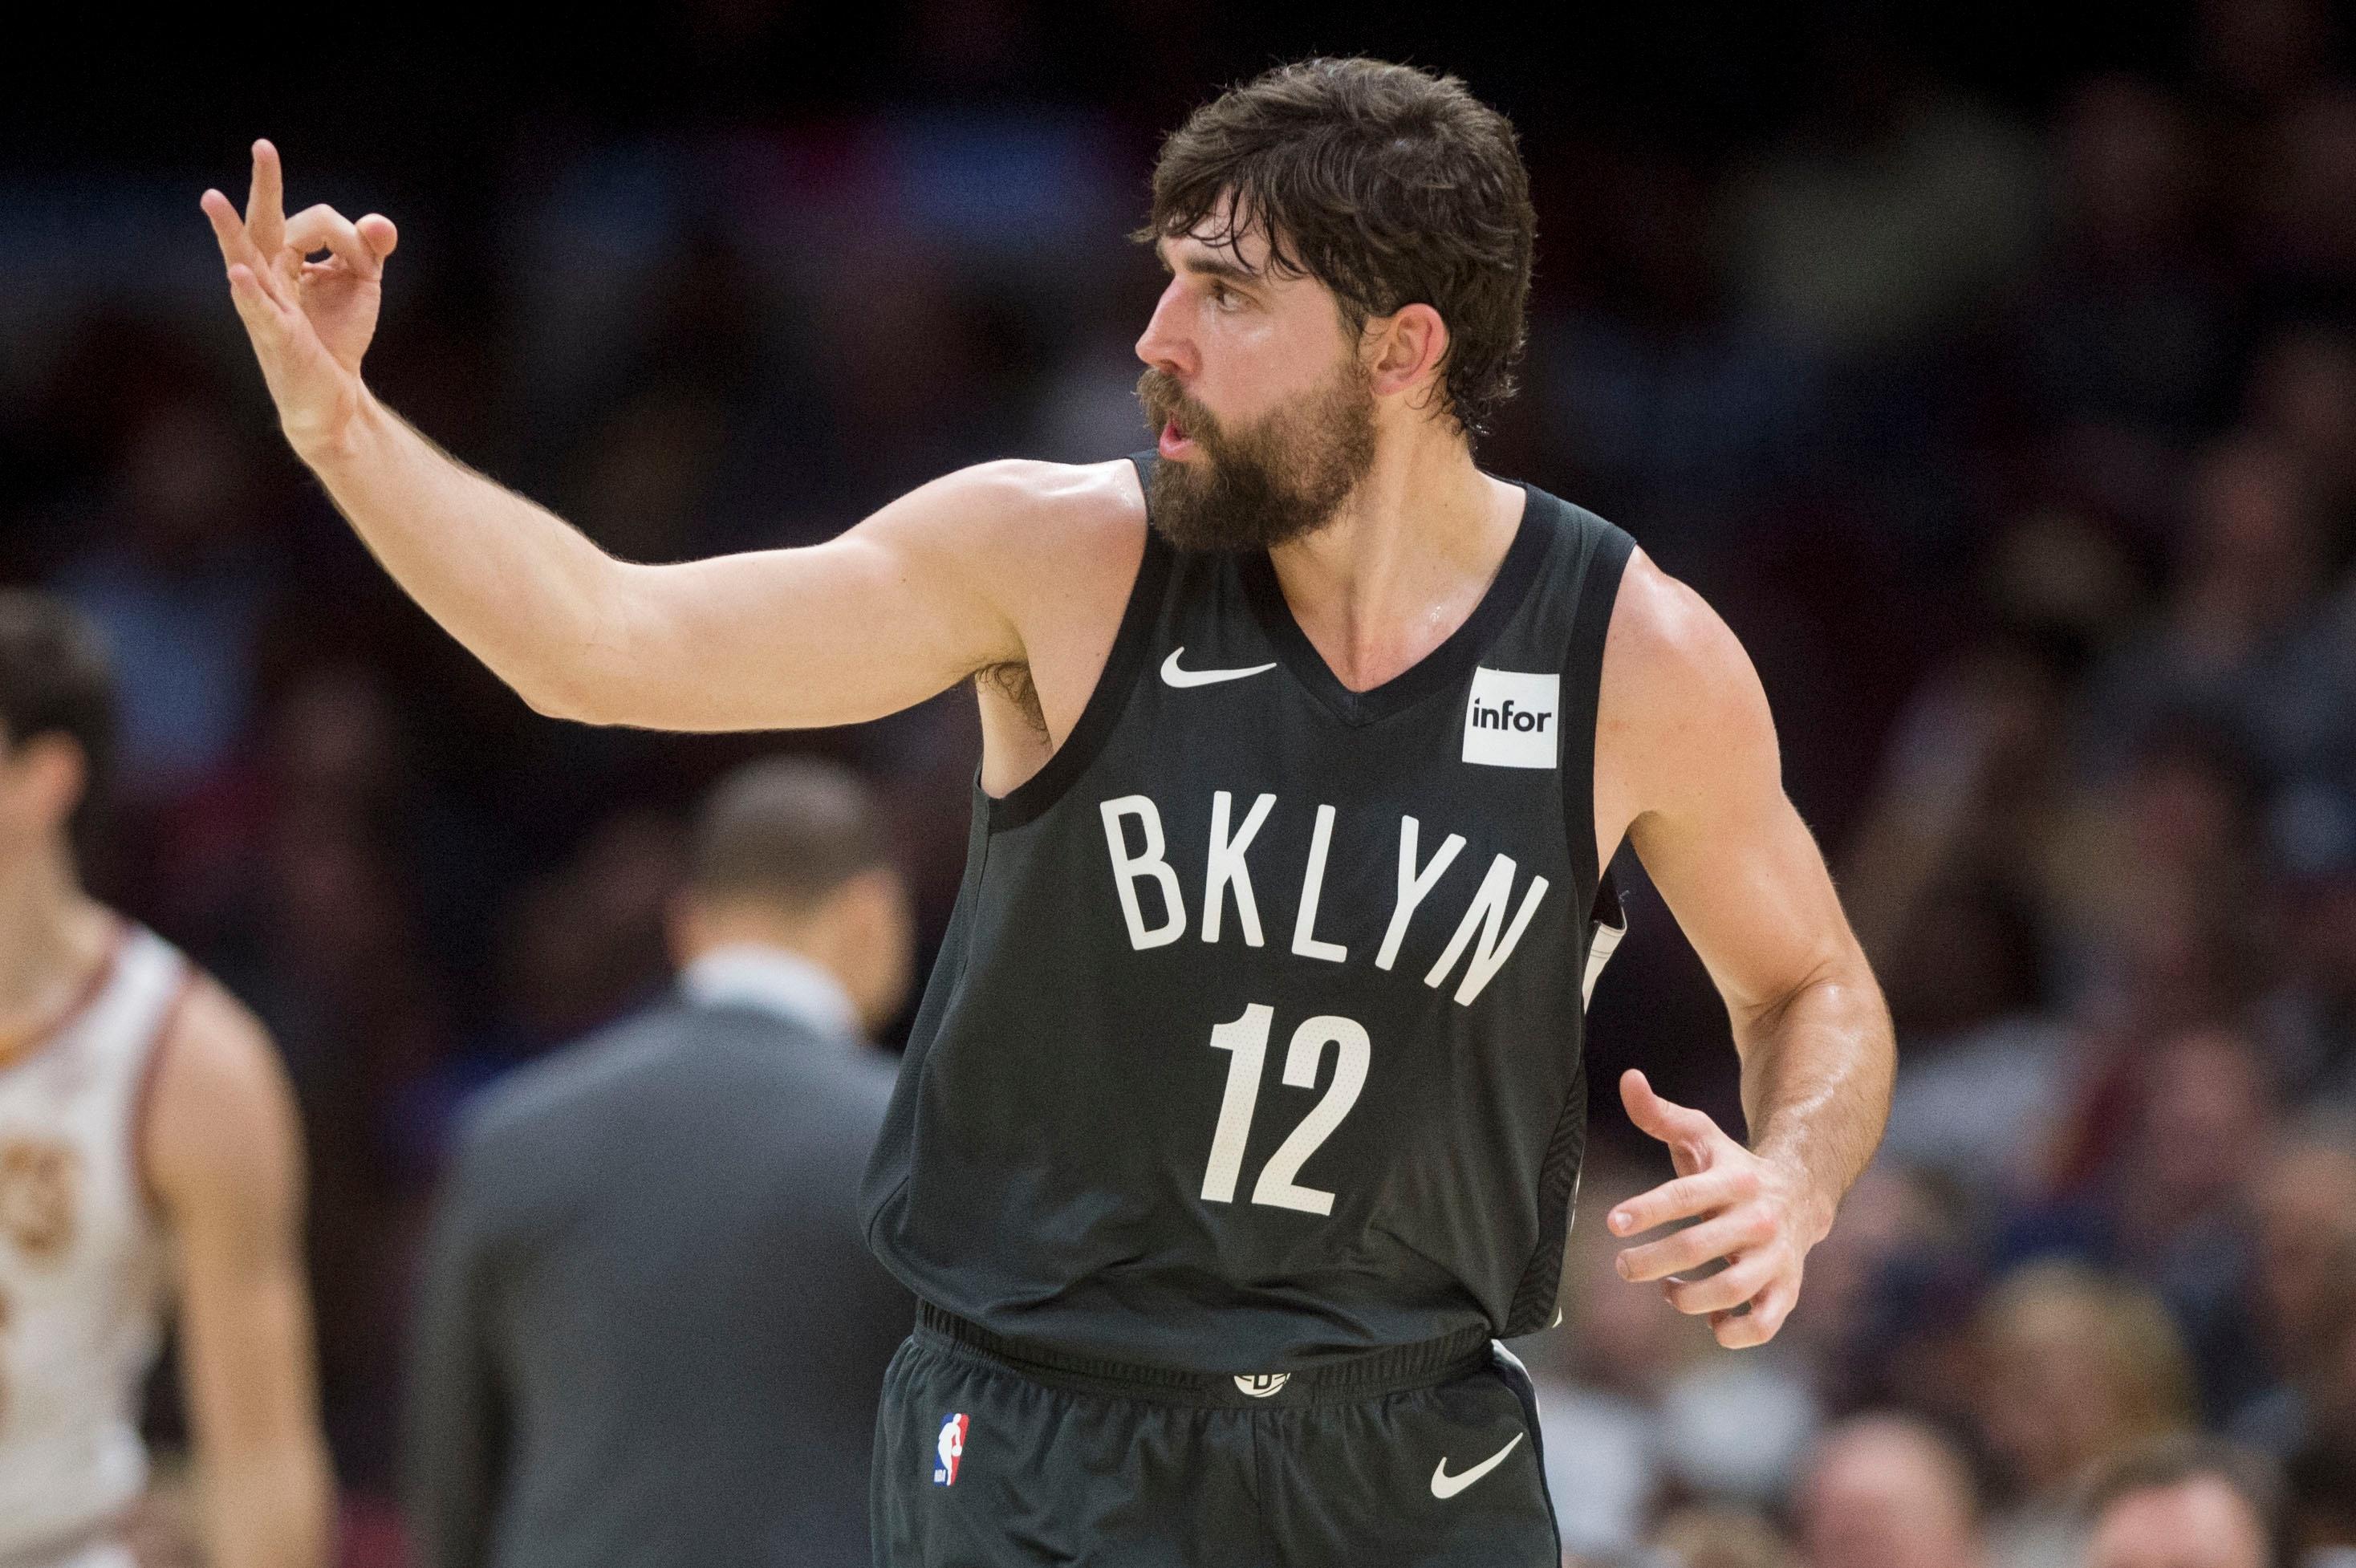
[{"left": 204, "top": 56, "right": 1894, "bottom": 1566}]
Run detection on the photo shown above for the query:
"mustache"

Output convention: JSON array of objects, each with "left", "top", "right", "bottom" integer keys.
[{"left": 1136, "top": 369, "right": 1221, "bottom": 444}]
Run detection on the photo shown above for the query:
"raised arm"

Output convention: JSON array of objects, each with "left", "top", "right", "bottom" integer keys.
[
  {"left": 201, "top": 142, "right": 1117, "bottom": 733},
  {"left": 144, "top": 979, "right": 333, "bottom": 1568},
  {"left": 1590, "top": 550, "right": 1895, "bottom": 1348}
]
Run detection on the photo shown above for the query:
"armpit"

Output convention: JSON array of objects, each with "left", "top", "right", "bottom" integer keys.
[{"left": 976, "top": 660, "right": 1050, "bottom": 741}]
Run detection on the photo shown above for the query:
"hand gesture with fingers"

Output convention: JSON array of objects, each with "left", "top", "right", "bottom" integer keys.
[
  {"left": 201, "top": 140, "right": 398, "bottom": 456},
  {"left": 1607, "top": 1069, "right": 1828, "bottom": 1349}
]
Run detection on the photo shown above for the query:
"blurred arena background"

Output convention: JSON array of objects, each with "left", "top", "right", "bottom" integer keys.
[{"left": 6, "top": 1, "right": 2356, "bottom": 1562}]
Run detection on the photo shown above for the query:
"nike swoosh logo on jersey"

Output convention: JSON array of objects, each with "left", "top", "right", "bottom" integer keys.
[
  {"left": 1160, "top": 648, "right": 1277, "bottom": 688},
  {"left": 1430, "top": 1432, "right": 1525, "bottom": 1499}
]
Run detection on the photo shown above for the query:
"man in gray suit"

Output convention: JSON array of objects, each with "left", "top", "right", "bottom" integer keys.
[{"left": 404, "top": 758, "right": 917, "bottom": 1568}]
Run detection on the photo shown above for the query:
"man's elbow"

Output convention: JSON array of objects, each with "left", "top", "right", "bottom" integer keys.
[
  {"left": 517, "top": 674, "right": 601, "bottom": 725},
  {"left": 510, "top": 567, "right": 654, "bottom": 726},
  {"left": 511, "top": 657, "right": 634, "bottom": 727},
  {"left": 1806, "top": 953, "right": 1892, "bottom": 1043},
  {"left": 1744, "top": 945, "right": 1885, "bottom": 1041}
]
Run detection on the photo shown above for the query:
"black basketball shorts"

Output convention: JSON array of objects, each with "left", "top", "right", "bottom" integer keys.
[{"left": 870, "top": 1304, "right": 1559, "bottom": 1567}]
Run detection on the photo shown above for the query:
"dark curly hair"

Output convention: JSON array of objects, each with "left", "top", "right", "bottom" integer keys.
[{"left": 1139, "top": 57, "right": 1537, "bottom": 443}]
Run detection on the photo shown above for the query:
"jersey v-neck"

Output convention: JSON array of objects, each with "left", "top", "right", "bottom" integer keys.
[
  {"left": 0, "top": 918, "right": 128, "bottom": 1075},
  {"left": 1237, "top": 482, "right": 1554, "bottom": 727}
]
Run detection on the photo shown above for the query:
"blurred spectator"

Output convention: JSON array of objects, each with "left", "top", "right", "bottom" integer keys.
[
  {"left": 2285, "top": 1423, "right": 2356, "bottom": 1563},
  {"left": 1532, "top": 146, "right": 1826, "bottom": 551},
  {"left": 2082, "top": 1437, "right": 2288, "bottom": 1568},
  {"left": 2264, "top": 786, "right": 2356, "bottom": 1103},
  {"left": 2006, "top": 1030, "right": 2274, "bottom": 1418},
  {"left": 2244, "top": 323, "right": 2356, "bottom": 522},
  {"left": 1876, "top": 881, "right": 2070, "bottom": 1212},
  {"left": 457, "top": 808, "right": 686, "bottom": 1087},
  {"left": 2074, "top": 434, "right": 2334, "bottom": 790},
  {"left": 1650, "top": 1506, "right": 1804, "bottom": 1568},
  {"left": 1796, "top": 1414, "right": 1983, "bottom": 1568},
  {"left": 49, "top": 396, "right": 282, "bottom": 802},
  {"left": 1842, "top": 629, "right": 2080, "bottom": 972},
  {"left": 2244, "top": 87, "right": 2356, "bottom": 319},
  {"left": 404, "top": 758, "right": 916, "bottom": 1568},
  {"left": 1654, "top": 1353, "right": 1823, "bottom": 1515},
  {"left": 1731, "top": 31, "right": 2042, "bottom": 358},
  {"left": 2230, "top": 1124, "right": 2356, "bottom": 1455},
  {"left": 2275, "top": 1269, "right": 2356, "bottom": 1560},
  {"left": 2109, "top": 1030, "right": 2271, "bottom": 1368},
  {"left": 1781, "top": 1160, "right": 1981, "bottom": 1417},
  {"left": 2196, "top": 0, "right": 2340, "bottom": 120},
  {"left": 2009, "top": 75, "right": 2231, "bottom": 450},
  {"left": 2041, "top": 727, "right": 2265, "bottom": 1064},
  {"left": 1972, "top": 1262, "right": 2197, "bottom": 1568}
]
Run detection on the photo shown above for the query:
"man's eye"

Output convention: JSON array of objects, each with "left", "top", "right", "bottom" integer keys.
[{"left": 1209, "top": 282, "right": 1239, "bottom": 309}]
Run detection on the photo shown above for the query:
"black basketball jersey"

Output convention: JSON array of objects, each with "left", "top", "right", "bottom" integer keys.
[{"left": 861, "top": 454, "right": 1635, "bottom": 1371}]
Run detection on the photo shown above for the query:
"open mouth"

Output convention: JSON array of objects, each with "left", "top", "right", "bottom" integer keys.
[{"left": 1158, "top": 419, "right": 1199, "bottom": 459}]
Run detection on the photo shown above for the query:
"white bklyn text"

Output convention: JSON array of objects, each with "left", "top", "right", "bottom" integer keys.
[{"left": 1097, "top": 793, "right": 1549, "bottom": 1007}]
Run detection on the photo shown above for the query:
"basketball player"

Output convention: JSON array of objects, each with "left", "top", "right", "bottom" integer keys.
[
  {"left": 204, "top": 58, "right": 1895, "bottom": 1566},
  {"left": 0, "top": 593, "right": 331, "bottom": 1568}
]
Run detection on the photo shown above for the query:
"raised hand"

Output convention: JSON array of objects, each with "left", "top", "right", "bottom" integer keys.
[
  {"left": 1606, "top": 1068, "right": 1822, "bottom": 1349},
  {"left": 201, "top": 140, "right": 398, "bottom": 456}
]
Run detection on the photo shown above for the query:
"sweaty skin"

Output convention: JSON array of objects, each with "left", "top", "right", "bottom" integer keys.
[{"left": 202, "top": 140, "right": 1892, "bottom": 1349}]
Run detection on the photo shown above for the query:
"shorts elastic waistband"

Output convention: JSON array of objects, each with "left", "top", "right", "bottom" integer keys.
[{"left": 913, "top": 1301, "right": 1496, "bottom": 1408}]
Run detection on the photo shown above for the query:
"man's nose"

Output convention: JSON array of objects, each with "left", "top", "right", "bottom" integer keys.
[{"left": 1135, "top": 279, "right": 1194, "bottom": 379}]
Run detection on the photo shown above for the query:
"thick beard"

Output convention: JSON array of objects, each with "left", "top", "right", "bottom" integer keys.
[{"left": 1137, "top": 364, "right": 1377, "bottom": 553}]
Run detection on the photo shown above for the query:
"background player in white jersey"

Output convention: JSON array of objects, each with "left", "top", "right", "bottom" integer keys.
[{"left": 0, "top": 591, "right": 331, "bottom": 1568}]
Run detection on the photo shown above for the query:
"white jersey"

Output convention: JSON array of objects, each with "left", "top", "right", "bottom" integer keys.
[{"left": 0, "top": 924, "right": 186, "bottom": 1562}]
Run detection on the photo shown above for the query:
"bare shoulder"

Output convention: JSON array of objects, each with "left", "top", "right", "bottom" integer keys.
[
  {"left": 1601, "top": 550, "right": 1756, "bottom": 693},
  {"left": 867, "top": 456, "right": 1144, "bottom": 650},
  {"left": 885, "top": 457, "right": 1143, "bottom": 559},
  {"left": 1596, "top": 549, "right": 1779, "bottom": 839},
  {"left": 908, "top": 460, "right": 1153, "bottom": 776},
  {"left": 973, "top": 455, "right": 1145, "bottom": 526},
  {"left": 1005, "top": 458, "right": 1148, "bottom": 628},
  {"left": 141, "top": 973, "right": 302, "bottom": 1217}
]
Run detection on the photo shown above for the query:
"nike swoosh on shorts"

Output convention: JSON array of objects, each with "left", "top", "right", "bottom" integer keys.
[{"left": 1429, "top": 1432, "right": 1525, "bottom": 1499}]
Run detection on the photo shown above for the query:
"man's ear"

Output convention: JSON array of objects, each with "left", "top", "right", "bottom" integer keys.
[
  {"left": 16, "top": 734, "right": 88, "bottom": 835},
  {"left": 1366, "top": 303, "right": 1450, "bottom": 403},
  {"left": 831, "top": 866, "right": 905, "bottom": 944}
]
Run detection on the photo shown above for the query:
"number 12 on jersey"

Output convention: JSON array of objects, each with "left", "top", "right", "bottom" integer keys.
[{"left": 1199, "top": 1004, "right": 1369, "bottom": 1216}]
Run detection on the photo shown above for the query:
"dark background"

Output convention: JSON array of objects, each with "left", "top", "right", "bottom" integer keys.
[{"left": 7, "top": 2, "right": 2356, "bottom": 1561}]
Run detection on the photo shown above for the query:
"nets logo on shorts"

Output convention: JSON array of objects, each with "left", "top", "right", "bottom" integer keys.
[{"left": 933, "top": 1412, "right": 969, "bottom": 1485}]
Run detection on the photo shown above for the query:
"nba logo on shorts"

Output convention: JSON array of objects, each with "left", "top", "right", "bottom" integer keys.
[{"left": 933, "top": 1412, "right": 969, "bottom": 1485}]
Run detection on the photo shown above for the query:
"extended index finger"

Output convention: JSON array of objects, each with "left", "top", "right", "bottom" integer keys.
[
  {"left": 246, "top": 139, "right": 286, "bottom": 256},
  {"left": 200, "top": 188, "right": 262, "bottom": 270}
]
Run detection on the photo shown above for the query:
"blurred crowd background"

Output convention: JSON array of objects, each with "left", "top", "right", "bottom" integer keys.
[{"left": 6, "top": 0, "right": 2356, "bottom": 1563}]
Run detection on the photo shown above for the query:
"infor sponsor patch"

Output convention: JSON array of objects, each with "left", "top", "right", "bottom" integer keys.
[{"left": 1461, "top": 668, "right": 1560, "bottom": 769}]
